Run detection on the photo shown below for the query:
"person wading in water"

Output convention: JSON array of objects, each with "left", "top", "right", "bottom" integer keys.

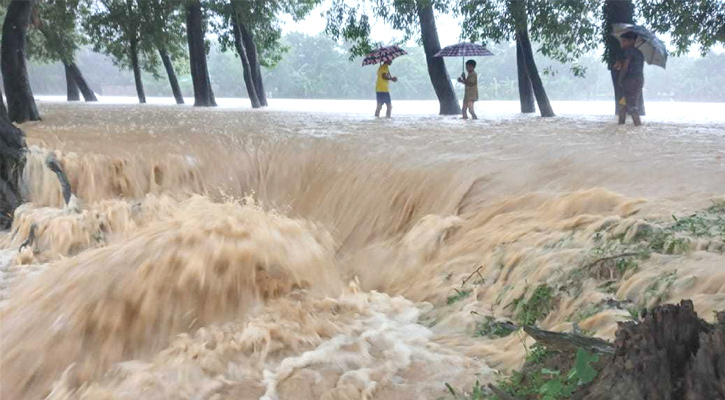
[
  {"left": 375, "top": 60, "right": 398, "bottom": 118},
  {"left": 615, "top": 31, "right": 645, "bottom": 126}
]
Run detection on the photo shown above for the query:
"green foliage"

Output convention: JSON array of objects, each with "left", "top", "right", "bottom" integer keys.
[
  {"left": 460, "top": 0, "right": 601, "bottom": 76},
  {"left": 707, "top": 201, "right": 725, "bottom": 214},
  {"left": 324, "top": 0, "right": 453, "bottom": 58},
  {"left": 209, "top": 0, "right": 319, "bottom": 68},
  {"left": 568, "top": 303, "right": 603, "bottom": 323},
  {"left": 639, "top": 0, "right": 725, "bottom": 56},
  {"left": 447, "top": 289, "right": 472, "bottom": 305},
  {"left": 82, "top": 0, "right": 161, "bottom": 74},
  {"left": 26, "top": 32, "right": 725, "bottom": 101},
  {"left": 670, "top": 207, "right": 725, "bottom": 238},
  {"left": 441, "top": 380, "right": 486, "bottom": 400},
  {"left": 526, "top": 344, "right": 551, "bottom": 365},
  {"left": 137, "top": 0, "right": 188, "bottom": 65},
  {"left": 494, "top": 348, "right": 599, "bottom": 400},
  {"left": 513, "top": 284, "right": 554, "bottom": 326},
  {"left": 643, "top": 270, "right": 678, "bottom": 305},
  {"left": 27, "top": 0, "right": 86, "bottom": 64},
  {"left": 475, "top": 316, "right": 517, "bottom": 338},
  {"left": 324, "top": 0, "right": 373, "bottom": 57},
  {"left": 626, "top": 306, "right": 640, "bottom": 320}
]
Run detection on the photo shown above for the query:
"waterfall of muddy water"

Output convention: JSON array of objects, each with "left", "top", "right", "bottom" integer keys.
[{"left": 1, "top": 102, "right": 724, "bottom": 399}]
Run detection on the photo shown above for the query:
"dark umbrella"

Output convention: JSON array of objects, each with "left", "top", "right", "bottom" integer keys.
[
  {"left": 611, "top": 23, "right": 668, "bottom": 68},
  {"left": 362, "top": 45, "right": 408, "bottom": 66},
  {"left": 434, "top": 42, "right": 494, "bottom": 74}
]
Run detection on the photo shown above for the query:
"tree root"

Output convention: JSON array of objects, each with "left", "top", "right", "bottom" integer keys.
[{"left": 575, "top": 300, "right": 725, "bottom": 400}]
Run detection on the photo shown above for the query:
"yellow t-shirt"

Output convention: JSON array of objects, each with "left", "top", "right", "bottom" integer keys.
[{"left": 376, "top": 64, "right": 390, "bottom": 93}]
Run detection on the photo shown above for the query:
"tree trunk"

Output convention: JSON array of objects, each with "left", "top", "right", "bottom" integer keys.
[
  {"left": 231, "top": 9, "right": 260, "bottom": 108},
  {"left": 603, "top": 0, "right": 644, "bottom": 116},
  {"left": 64, "top": 64, "right": 80, "bottom": 101},
  {"left": 239, "top": 23, "right": 267, "bottom": 106},
  {"left": 185, "top": 0, "right": 216, "bottom": 107},
  {"left": 416, "top": 2, "right": 460, "bottom": 115},
  {"left": 576, "top": 300, "right": 725, "bottom": 400},
  {"left": 0, "top": 93, "right": 26, "bottom": 229},
  {"left": 516, "top": 35, "right": 535, "bottom": 113},
  {"left": 517, "top": 30, "right": 555, "bottom": 117},
  {"left": 1, "top": 0, "right": 39, "bottom": 123},
  {"left": 129, "top": 39, "right": 146, "bottom": 104},
  {"left": 66, "top": 62, "right": 98, "bottom": 102},
  {"left": 158, "top": 48, "right": 184, "bottom": 105}
]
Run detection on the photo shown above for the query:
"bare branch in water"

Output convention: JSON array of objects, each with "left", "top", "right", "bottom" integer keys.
[
  {"left": 488, "top": 383, "right": 519, "bottom": 400},
  {"left": 462, "top": 265, "right": 484, "bottom": 287},
  {"left": 45, "top": 153, "right": 72, "bottom": 205},
  {"left": 523, "top": 325, "right": 615, "bottom": 356},
  {"left": 19, "top": 223, "right": 36, "bottom": 252},
  {"left": 584, "top": 252, "right": 642, "bottom": 270}
]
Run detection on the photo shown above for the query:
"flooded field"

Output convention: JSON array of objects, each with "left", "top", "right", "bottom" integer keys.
[{"left": 1, "top": 99, "right": 724, "bottom": 399}]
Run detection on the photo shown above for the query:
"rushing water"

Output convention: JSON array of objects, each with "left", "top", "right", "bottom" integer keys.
[{"left": 1, "top": 99, "right": 724, "bottom": 399}]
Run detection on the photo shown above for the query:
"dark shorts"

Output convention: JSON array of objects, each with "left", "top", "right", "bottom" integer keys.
[
  {"left": 622, "top": 77, "right": 644, "bottom": 113},
  {"left": 376, "top": 92, "right": 391, "bottom": 105}
]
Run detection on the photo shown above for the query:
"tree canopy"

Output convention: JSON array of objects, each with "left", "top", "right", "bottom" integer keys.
[
  {"left": 639, "top": 0, "right": 725, "bottom": 56},
  {"left": 460, "top": 0, "right": 601, "bottom": 77},
  {"left": 210, "top": 0, "right": 320, "bottom": 68}
]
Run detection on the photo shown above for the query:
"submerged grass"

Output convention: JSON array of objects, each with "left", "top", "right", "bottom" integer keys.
[
  {"left": 447, "top": 289, "right": 472, "bottom": 305},
  {"left": 513, "top": 284, "right": 555, "bottom": 326},
  {"left": 475, "top": 316, "right": 517, "bottom": 339}
]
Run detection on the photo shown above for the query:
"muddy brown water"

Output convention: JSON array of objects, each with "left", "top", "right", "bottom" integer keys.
[{"left": 0, "top": 101, "right": 723, "bottom": 399}]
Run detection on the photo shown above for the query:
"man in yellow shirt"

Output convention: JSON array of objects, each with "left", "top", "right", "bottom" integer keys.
[{"left": 375, "top": 60, "right": 397, "bottom": 118}]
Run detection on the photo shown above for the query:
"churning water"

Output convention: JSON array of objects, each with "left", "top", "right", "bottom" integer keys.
[{"left": 1, "top": 99, "right": 724, "bottom": 399}]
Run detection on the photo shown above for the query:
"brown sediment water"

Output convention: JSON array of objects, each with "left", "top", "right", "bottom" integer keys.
[{"left": 1, "top": 102, "right": 724, "bottom": 399}]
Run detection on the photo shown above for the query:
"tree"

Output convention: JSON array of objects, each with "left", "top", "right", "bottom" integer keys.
[
  {"left": 461, "top": 0, "right": 557, "bottom": 117},
  {"left": 83, "top": 0, "right": 158, "bottom": 103},
  {"left": 0, "top": 92, "right": 26, "bottom": 229},
  {"left": 210, "top": 0, "right": 318, "bottom": 108},
  {"left": 138, "top": 0, "right": 187, "bottom": 104},
  {"left": 30, "top": 0, "right": 98, "bottom": 102},
  {"left": 325, "top": 0, "right": 461, "bottom": 115},
  {"left": 2, "top": 0, "right": 40, "bottom": 123},
  {"left": 185, "top": 0, "right": 216, "bottom": 106},
  {"left": 516, "top": 35, "right": 535, "bottom": 113}
]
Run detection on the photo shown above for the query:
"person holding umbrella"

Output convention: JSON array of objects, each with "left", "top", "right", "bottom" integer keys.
[
  {"left": 434, "top": 43, "right": 493, "bottom": 120},
  {"left": 363, "top": 46, "right": 406, "bottom": 118},
  {"left": 457, "top": 60, "right": 478, "bottom": 120},
  {"left": 611, "top": 24, "right": 667, "bottom": 127},
  {"left": 615, "top": 31, "right": 645, "bottom": 126},
  {"left": 375, "top": 60, "right": 398, "bottom": 118}
]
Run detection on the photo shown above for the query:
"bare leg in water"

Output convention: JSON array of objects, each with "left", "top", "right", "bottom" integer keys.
[
  {"left": 619, "top": 104, "right": 641, "bottom": 126},
  {"left": 618, "top": 105, "right": 627, "bottom": 125},
  {"left": 468, "top": 101, "right": 478, "bottom": 120}
]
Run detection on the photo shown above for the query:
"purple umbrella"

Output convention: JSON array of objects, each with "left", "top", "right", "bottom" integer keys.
[
  {"left": 362, "top": 45, "right": 408, "bottom": 66},
  {"left": 434, "top": 42, "right": 494, "bottom": 73}
]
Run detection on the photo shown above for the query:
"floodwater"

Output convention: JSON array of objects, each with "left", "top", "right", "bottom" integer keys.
[{"left": 1, "top": 98, "right": 724, "bottom": 399}]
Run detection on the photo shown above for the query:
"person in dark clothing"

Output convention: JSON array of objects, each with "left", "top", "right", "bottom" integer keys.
[{"left": 615, "top": 31, "right": 645, "bottom": 126}]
